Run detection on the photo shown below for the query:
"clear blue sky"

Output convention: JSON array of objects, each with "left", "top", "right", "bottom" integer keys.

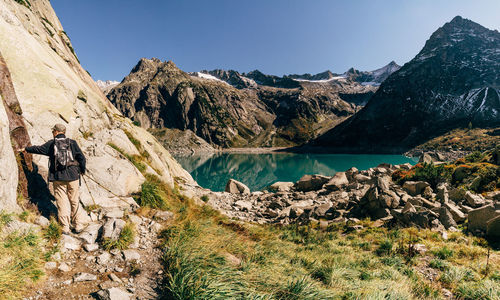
[{"left": 51, "top": 0, "right": 500, "bottom": 81}]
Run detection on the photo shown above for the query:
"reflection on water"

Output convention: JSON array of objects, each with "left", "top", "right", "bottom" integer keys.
[{"left": 175, "top": 153, "right": 418, "bottom": 192}]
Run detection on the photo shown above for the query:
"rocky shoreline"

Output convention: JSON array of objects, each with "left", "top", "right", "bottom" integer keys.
[{"left": 188, "top": 152, "right": 500, "bottom": 240}]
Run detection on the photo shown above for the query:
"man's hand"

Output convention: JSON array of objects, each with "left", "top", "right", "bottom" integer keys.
[{"left": 18, "top": 148, "right": 25, "bottom": 152}]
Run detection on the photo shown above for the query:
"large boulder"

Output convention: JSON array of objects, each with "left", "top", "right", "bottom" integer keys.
[
  {"left": 402, "top": 181, "right": 430, "bottom": 196},
  {"left": 0, "top": 97, "right": 19, "bottom": 212},
  {"left": 486, "top": 215, "right": 500, "bottom": 239},
  {"left": 268, "top": 182, "right": 294, "bottom": 192},
  {"left": 96, "top": 287, "right": 132, "bottom": 300},
  {"left": 439, "top": 207, "right": 457, "bottom": 229},
  {"left": 468, "top": 204, "right": 500, "bottom": 232},
  {"left": 295, "top": 174, "right": 329, "bottom": 192},
  {"left": 465, "top": 191, "right": 485, "bottom": 207},
  {"left": 225, "top": 179, "right": 250, "bottom": 194},
  {"left": 444, "top": 202, "right": 466, "bottom": 223},
  {"left": 324, "top": 172, "right": 348, "bottom": 191}
]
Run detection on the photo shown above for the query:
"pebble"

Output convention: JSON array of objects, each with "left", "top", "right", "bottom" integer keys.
[
  {"left": 58, "top": 262, "right": 72, "bottom": 272},
  {"left": 45, "top": 262, "right": 57, "bottom": 270},
  {"left": 109, "top": 273, "right": 122, "bottom": 283},
  {"left": 122, "top": 250, "right": 141, "bottom": 261},
  {"left": 84, "top": 243, "right": 99, "bottom": 252},
  {"left": 73, "top": 272, "right": 97, "bottom": 282}
]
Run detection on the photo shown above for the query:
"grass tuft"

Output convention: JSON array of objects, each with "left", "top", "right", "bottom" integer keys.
[{"left": 102, "top": 223, "right": 135, "bottom": 250}]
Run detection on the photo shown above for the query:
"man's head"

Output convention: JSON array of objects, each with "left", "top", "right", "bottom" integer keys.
[{"left": 52, "top": 123, "right": 66, "bottom": 137}]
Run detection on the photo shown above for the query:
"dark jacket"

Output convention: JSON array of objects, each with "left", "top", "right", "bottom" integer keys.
[{"left": 25, "top": 134, "right": 86, "bottom": 182}]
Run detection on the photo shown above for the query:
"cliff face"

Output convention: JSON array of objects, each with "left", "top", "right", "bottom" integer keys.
[
  {"left": 108, "top": 59, "right": 377, "bottom": 148},
  {"left": 311, "top": 16, "right": 500, "bottom": 153},
  {"left": 0, "top": 0, "right": 193, "bottom": 212}
]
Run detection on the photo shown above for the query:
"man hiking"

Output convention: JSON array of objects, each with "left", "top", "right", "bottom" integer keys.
[{"left": 20, "top": 123, "right": 87, "bottom": 234}]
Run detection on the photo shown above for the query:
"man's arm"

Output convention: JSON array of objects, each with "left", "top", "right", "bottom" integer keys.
[
  {"left": 25, "top": 140, "right": 53, "bottom": 156},
  {"left": 72, "top": 141, "right": 86, "bottom": 174}
]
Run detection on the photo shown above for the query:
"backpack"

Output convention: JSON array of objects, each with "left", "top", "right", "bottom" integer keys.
[{"left": 53, "top": 138, "right": 79, "bottom": 170}]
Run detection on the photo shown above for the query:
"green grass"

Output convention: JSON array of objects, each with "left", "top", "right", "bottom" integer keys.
[
  {"left": 107, "top": 142, "right": 147, "bottom": 173},
  {"left": 154, "top": 191, "right": 500, "bottom": 300},
  {"left": 44, "top": 218, "right": 61, "bottom": 242},
  {"left": 102, "top": 223, "right": 135, "bottom": 250},
  {"left": 14, "top": 0, "right": 31, "bottom": 9},
  {"left": 0, "top": 212, "right": 45, "bottom": 298}
]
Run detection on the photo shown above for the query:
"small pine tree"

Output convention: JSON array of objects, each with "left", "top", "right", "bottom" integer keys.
[{"left": 468, "top": 121, "right": 473, "bottom": 130}]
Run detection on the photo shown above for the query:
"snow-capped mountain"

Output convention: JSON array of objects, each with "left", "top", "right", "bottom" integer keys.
[
  {"left": 344, "top": 61, "right": 401, "bottom": 86},
  {"left": 96, "top": 80, "right": 120, "bottom": 93},
  {"left": 310, "top": 16, "right": 500, "bottom": 153}
]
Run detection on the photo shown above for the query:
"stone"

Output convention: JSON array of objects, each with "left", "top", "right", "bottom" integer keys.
[
  {"left": 402, "top": 181, "right": 430, "bottom": 196},
  {"left": 103, "top": 218, "right": 126, "bottom": 240},
  {"left": 223, "top": 253, "right": 241, "bottom": 266},
  {"left": 61, "top": 234, "right": 82, "bottom": 251},
  {"left": 122, "top": 249, "right": 141, "bottom": 261},
  {"left": 413, "top": 244, "right": 427, "bottom": 254},
  {"left": 402, "top": 202, "right": 416, "bottom": 214},
  {"left": 234, "top": 200, "right": 253, "bottom": 211},
  {"left": 225, "top": 179, "right": 250, "bottom": 194},
  {"left": 83, "top": 243, "right": 99, "bottom": 252},
  {"left": 439, "top": 207, "right": 457, "bottom": 229},
  {"left": 97, "top": 252, "right": 112, "bottom": 265},
  {"left": 295, "top": 174, "right": 330, "bottom": 192},
  {"left": 421, "top": 198, "right": 440, "bottom": 209},
  {"left": 376, "top": 175, "right": 392, "bottom": 191},
  {"left": 45, "top": 262, "right": 57, "bottom": 270},
  {"left": 419, "top": 153, "right": 433, "bottom": 164},
  {"left": 422, "top": 186, "right": 433, "bottom": 199},
  {"left": 111, "top": 219, "right": 126, "bottom": 240},
  {"left": 485, "top": 191, "right": 500, "bottom": 201},
  {"left": 109, "top": 273, "right": 122, "bottom": 283},
  {"left": 379, "top": 190, "right": 400, "bottom": 208},
  {"left": 345, "top": 167, "right": 359, "bottom": 181},
  {"left": 73, "top": 272, "right": 97, "bottom": 282},
  {"left": 324, "top": 172, "right": 348, "bottom": 191},
  {"left": 465, "top": 191, "right": 485, "bottom": 207},
  {"left": 78, "top": 222, "right": 102, "bottom": 244},
  {"left": 35, "top": 216, "right": 50, "bottom": 227},
  {"left": 96, "top": 287, "right": 132, "bottom": 300},
  {"left": 312, "top": 203, "right": 333, "bottom": 218},
  {"left": 154, "top": 210, "right": 174, "bottom": 221},
  {"left": 486, "top": 215, "right": 500, "bottom": 238},
  {"left": 58, "top": 262, "right": 72, "bottom": 272},
  {"left": 268, "top": 182, "right": 294, "bottom": 192},
  {"left": 468, "top": 204, "right": 500, "bottom": 231},
  {"left": 354, "top": 174, "right": 372, "bottom": 184},
  {"left": 128, "top": 214, "right": 143, "bottom": 226},
  {"left": 103, "top": 208, "right": 124, "bottom": 219},
  {"left": 436, "top": 184, "right": 449, "bottom": 204},
  {"left": 444, "top": 202, "right": 466, "bottom": 223}
]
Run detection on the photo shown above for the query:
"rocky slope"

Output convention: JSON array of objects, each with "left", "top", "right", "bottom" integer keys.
[
  {"left": 107, "top": 59, "right": 388, "bottom": 149},
  {"left": 0, "top": 0, "right": 193, "bottom": 213},
  {"left": 310, "top": 16, "right": 500, "bottom": 153},
  {"left": 96, "top": 79, "right": 120, "bottom": 94}
]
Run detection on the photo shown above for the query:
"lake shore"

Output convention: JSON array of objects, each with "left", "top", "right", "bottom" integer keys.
[{"left": 220, "top": 147, "right": 292, "bottom": 154}]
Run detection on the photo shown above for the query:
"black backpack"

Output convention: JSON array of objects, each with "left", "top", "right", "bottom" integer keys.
[{"left": 53, "top": 138, "right": 79, "bottom": 170}]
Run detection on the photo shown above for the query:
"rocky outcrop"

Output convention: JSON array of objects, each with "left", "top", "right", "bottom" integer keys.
[
  {"left": 0, "top": 0, "right": 193, "bottom": 213},
  {"left": 310, "top": 16, "right": 500, "bottom": 153},
  {"left": 107, "top": 58, "right": 379, "bottom": 149}
]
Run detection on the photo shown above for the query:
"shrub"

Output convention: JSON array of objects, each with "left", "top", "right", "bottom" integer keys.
[
  {"left": 465, "top": 151, "right": 484, "bottom": 163},
  {"left": 139, "top": 175, "right": 174, "bottom": 210},
  {"left": 200, "top": 195, "right": 209, "bottom": 203},
  {"left": 132, "top": 120, "right": 141, "bottom": 127},
  {"left": 274, "top": 277, "right": 330, "bottom": 300},
  {"left": 376, "top": 239, "right": 393, "bottom": 256},
  {"left": 429, "top": 259, "right": 449, "bottom": 271}
]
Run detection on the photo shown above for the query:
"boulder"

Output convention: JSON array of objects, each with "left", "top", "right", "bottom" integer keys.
[
  {"left": 465, "top": 191, "right": 485, "bottom": 207},
  {"left": 444, "top": 202, "right": 466, "bottom": 223},
  {"left": 449, "top": 188, "right": 466, "bottom": 202},
  {"left": 402, "top": 202, "right": 416, "bottom": 214},
  {"left": 486, "top": 191, "right": 500, "bottom": 201},
  {"left": 422, "top": 186, "right": 433, "bottom": 199},
  {"left": 403, "top": 181, "right": 430, "bottom": 196},
  {"left": 486, "top": 215, "right": 500, "bottom": 238},
  {"left": 225, "top": 179, "right": 250, "bottom": 194},
  {"left": 324, "top": 172, "right": 348, "bottom": 191},
  {"left": 354, "top": 174, "right": 372, "bottom": 184},
  {"left": 268, "top": 182, "right": 294, "bottom": 192},
  {"left": 73, "top": 273, "right": 97, "bottom": 282},
  {"left": 234, "top": 200, "right": 253, "bottom": 211},
  {"left": 295, "top": 175, "right": 330, "bottom": 192},
  {"left": 34, "top": 216, "right": 50, "bottom": 227},
  {"left": 61, "top": 234, "right": 82, "bottom": 251},
  {"left": 419, "top": 153, "right": 433, "bottom": 164},
  {"left": 376, "top": 175, "right": 392, "bottom": 191},
  {"left": 78, "top": 222, "right": 102, "bottom": 244},
  {"left": 439, "top": 207, "right": 457, "bottom": 229},
  {"left": 436, "top": 184, "right": 449, "bottom": 204},
  {"left": 122, "top": 249, "right": 141, "bottom": 261},
  {"left": 345, "top": 167, "right": 359, "bottom": 181},
  {"left": 379, "top": 191, "right": 400, "bottom": 208},
  {"left": 468, "top": 204, "right": 500, "bottom": 232},
  {"left": 102, "top": 218, "right": 126, "bottom": 240},
  {"left": 96, "top": 287, "right": 132, "bottom": 300},
  {"left": 154, "top": 210, "right": 174, "bottom": 221},
  {"left": 312, "top": 203, "right": 333, "bottom": 219}
]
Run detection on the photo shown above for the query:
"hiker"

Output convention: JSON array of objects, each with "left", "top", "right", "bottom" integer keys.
[{"left": 19, "top": 124, "right": 87, "bottom": 234}]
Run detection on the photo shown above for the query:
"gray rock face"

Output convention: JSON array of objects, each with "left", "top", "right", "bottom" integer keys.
[{"left": 225, "top": 179, "right": 251, "bottom": 194}]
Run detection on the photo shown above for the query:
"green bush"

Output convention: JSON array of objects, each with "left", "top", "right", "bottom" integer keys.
[
  {"left": 412, "top": 163, "right": 448, "bottom": 188},
  {"left": 433, "top": 246, "right": 454, "bottom": 260},
  {"left": 44, "top": 218, "right": 61, "bottom": 242},
  {"left": 376, "top": 239, "right": 393, "bottom": 256}
]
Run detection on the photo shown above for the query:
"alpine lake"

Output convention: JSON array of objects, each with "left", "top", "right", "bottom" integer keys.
[{"left": 175, "top": 152, "right": 418, "bottom": 192}]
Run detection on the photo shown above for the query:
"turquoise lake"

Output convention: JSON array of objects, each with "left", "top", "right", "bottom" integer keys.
[{"left": 175, "top": 153, "right": 418, "bottom": 192}]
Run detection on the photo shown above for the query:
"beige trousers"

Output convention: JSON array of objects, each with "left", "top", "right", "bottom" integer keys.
[{"left": 53, "top": 180, "right": 85, "bottom": 231}]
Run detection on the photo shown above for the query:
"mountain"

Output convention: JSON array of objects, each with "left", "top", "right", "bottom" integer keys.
[
  {"left": 96, "top": 79, "right": 120, "bottom": 94},
  {"left": 107, "top": 59, "right": 379, "bottom": 149},
  {"left": 344, "top": 61, "right": 401, "bottom": 86},
  {"left": 310, "top": 16, "right": 500, "bottom": 153},
  {"left": 0, "top": 0, "right": 192, "bottom": 212}
]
